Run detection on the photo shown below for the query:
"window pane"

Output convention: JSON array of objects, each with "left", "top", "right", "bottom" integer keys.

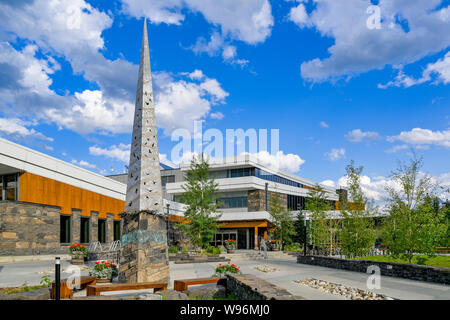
[
  {"left": 114, "top": 221, "right": 121, "bottom": 241},
  {"left": 5, "top": 174, "right": 17, "bottom": 201},
  {"left": 80, "top": 218, "right": 90, "bottom": 243},
  {"left": 60, "top": 215, "right": 71, "bottom": 243},
  {"left": 98, "top": 219, "right": 106, "bottom": 243}
]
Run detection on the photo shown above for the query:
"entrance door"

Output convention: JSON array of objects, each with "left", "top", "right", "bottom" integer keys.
[
  {"left": 248, "top": 228, "right": 254, "bottom": 250},
  {"left": 237, "top": 229, "right": 247, "bottom": 249}
]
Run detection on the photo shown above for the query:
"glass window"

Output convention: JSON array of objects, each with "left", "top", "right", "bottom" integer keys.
[
  {"left": 5, "top": 174, "right": 18, "bottom": 201},
  {"left": 98, "top": 219, "right": 106, "bottom": 243},
  {"left": 60, "top": 215, "right": 71, "bottom": 243},
  {"left": 217, "top": 196, "right": 248, "bottom": 208},
  {"left": 80, "top": 217, "right": 90, "bottom": 243},
  {"left": 114, "top": 221, "right": 121, "bottom": 241},
  {"left": 0, "top": 176, "right": 3, "bottom": 201},
  {"left": 161, "top": 175, "right": 175, "bottom": 186},
  {"left": 287, "top": 195, "right": 305, "bottom": 211}
]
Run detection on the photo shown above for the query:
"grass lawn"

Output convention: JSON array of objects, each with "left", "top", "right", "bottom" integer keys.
[{"left": 356, "top": 255, "right": 450, "bottom": 268}]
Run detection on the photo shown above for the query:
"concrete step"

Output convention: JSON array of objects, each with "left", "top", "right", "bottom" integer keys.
[{"left": 223, "top": 251, "right": 297, "bottom": 261}]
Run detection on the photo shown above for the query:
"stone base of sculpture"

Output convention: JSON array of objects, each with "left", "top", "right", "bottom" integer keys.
[{"left": 118, "top": 210, "right": 170, "bottom": 283}]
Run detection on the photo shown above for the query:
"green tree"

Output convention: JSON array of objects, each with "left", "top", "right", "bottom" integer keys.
[
  {"left": 340, "top": 161, "right": 377, "bottom": 258},
  {"left": 268, "top": 193, "right": 295, "bottom": 249},
  {"left": 178, "top": 154, "right": 221, "bottom": 249},
  {"left": 382, "top": 155, "right": 447, "bottom": 263},
  {"left": 305, "top": 184, "right": 340, "bottom": 256},
  {"left": 293, "top": 212, "right": 310, "bottom": 246}
]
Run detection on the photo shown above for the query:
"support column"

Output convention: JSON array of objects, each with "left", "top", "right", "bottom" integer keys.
[
  {"left": 246, "top": 229, "right": 249, "bottom": 249},
  {"left": 90, "top": 211, "right": 98, "bottom": 243},
  {"left": 254, "top": 227, "right": 258, "bottom": 249},
  {"left": 264, "top": 230, "right": 267, "bottom": 241},
  {"left": 71, "top": 209, "right": 81, "bottom": 243},
  {"left": 106, "top": 213, "right": 114, "bottom": 243},
  {"left": 119, "top": 211, "right": 169, "bottom": 283}
]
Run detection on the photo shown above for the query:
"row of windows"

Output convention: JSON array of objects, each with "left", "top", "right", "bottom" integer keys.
[
  {"left": 0, "top": 174, "right": 18, "bottom": 201},
  {"left": 287, "top": 195, "right": 337, "bottom": 211},
  {"left": 287, "top": 195, "right": 306, "bottom": 211},
  {"left": 222, "top": 167, "right": 304, "bottom": 189},
  {"left": 162, "top": 175, "right": 175, "bottom": 186},
  {"left": 60, "top": 215, "right": 121, "bottom": 244},
  {"left": 216, "top": 196, "right": 248, "bottom": 209}
]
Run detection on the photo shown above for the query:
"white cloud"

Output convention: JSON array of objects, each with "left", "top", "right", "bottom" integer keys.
[
  {"left": 89, "top": 143, "right": 177, "bottom": 170},
  {"left": 210, "top": 112, "right": 224, "bottom": 120},
  {"left": 319, "top": 121, "right": 329, "bottom": 128},
  {"left": 320, "top": 179, "right": 336, "bottom": 188},
  {"left": 187, "top": 69, "right": 205, "bottom": 80},
  {"left": 326, "top": 148, "right": 345, "bottom": 161},
  {"left": 345, "top": 129, "right": 380, "bottom": 142},
  {"left": 243, "top": 150, "right": 306, "bottom": 173},
  {"left": 190, "top": 32, "right": 250, "bottom": 67},
  {"left": 45, "top": 90, "right": 135, "bottom": 134},
  {"left": 379, "top": 51, "right": 450, "bottom": 88},
  {"left": 288, "top": 3, "right": 311, "bottom": 28},
  {"left": 71, "top": 159, "right": 98, "bottom": 170},
  {"left": 323, "top": 171, "right": 450, "bottom": 203},
  {"left": 0, "top": 117, "right": 53, "bottom": 142},
  {"left": 122, "top": 0, "right": 274, "bottom": 44},
  {"left": 385, "top": 144, "right": 409, "bottom": 153},
  {"left": 289, "top": 1, "right": 450, "bottom": 83},
  {"left": 153, "top": 71, "right": 229, "bottom": 135},
  {"left": 89, "top": 143, "right": 131, "bottom": 163},
  {"left": 387, "top": 128, "right": 450, "bottom": 148}
]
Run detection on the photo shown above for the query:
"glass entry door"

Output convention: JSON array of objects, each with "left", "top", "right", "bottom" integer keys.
[{"left": 213, "top": 230, "right": 237, "bottom": 247}]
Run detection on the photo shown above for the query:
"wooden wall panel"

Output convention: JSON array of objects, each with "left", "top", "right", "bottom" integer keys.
[{"left": 19, "top": 172, "right": 124, "bottom": 220}]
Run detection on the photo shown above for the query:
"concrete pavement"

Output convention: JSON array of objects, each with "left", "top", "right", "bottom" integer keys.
[{"left": 0, "top": 255, "right": 448, "bottom": 299}]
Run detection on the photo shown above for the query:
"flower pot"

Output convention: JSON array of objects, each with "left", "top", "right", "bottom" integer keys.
[
  {"left": 226, "top": 249, "right": 235, "bottom": 254},
  {"left": 96, "top": 278, "right": 112, "bottom": 283},
  {"left": 71, "top": 257, "right": 84, "bottom": 265}
]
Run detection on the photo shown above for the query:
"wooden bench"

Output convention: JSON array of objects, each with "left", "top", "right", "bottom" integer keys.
[
  {"left": 86, "top": 282, "right": 167, "bottom": 296},
  {"left": 173, "top": 277, "right": 226, "bottom": 292},
  {"left": 51, "top": 276, "right": 97, "bottom": 299}
]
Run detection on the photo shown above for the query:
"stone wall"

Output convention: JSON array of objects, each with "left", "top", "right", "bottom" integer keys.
[
  {"left": 119, "top": 211, "right": 170, "bottom": 283},
  {"left": 0, "top": 201, "right": 65, "bottom": 256},
  {"left": 297, "top": 255, "right": 450, "bottom": 285},
  {"left": 226, "top": 274, "right": 305, "bottom": 300},
  {"left": 248, "top": 190, "right": 287, "bottom": 212}
]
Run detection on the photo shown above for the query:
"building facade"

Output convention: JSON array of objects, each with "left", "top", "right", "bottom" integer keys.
[
  {"left": 111, "top": 154, "right": 345, "bottom": 250},
  {"left": 0, "top": 138, "right": 125, "bottom": 255},
  {"left": 0, "top": 138, "right": 347, "bottom": 255}
]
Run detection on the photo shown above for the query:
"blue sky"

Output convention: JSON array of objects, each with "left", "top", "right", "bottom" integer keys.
[{"left": 0, "top": 0, "right": 449, "bottom": 201}]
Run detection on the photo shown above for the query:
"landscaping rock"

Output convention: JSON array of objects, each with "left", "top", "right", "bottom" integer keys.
[
  {"left": 188, "top": 285, "right": 226, "bottom": 299},
  {"left": 0, "top": 288, "right": 51, "bottom": 300},
  {"left": 295, "top": 278, "right": 396, "bottom": 300},
  {"left": 157, "top": 289, "right": 188, "bottom": 300}
]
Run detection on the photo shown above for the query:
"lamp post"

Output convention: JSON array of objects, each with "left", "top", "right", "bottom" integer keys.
[
  {"left": 303, "top": 210, "right": 307, "bottom": 256},
  {"left": 55, "top": 257, "right": 60, "bottom": 300},
  {"left": 166, "top": 203, "right": 170, "bottom": 247}
]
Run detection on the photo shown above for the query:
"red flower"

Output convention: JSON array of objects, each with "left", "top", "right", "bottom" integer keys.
[{"left": 95, "top": 262, "right": 99, "bottom": 264}]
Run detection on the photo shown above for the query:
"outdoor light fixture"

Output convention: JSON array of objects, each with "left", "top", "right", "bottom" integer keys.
[{"left": 55, "top": 257, "right": 60, "bottom": 300}]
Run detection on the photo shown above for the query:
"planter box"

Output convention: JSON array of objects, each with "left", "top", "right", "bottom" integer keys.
[
  {"left": 95, "top": 278, "right": 112, "bottom": 283},
  {"left": 71, "top": 257, "right": 84, "bottom": 265}
]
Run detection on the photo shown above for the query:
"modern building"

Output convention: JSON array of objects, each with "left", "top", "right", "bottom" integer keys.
[
  {"left": 109, "top": 154, "right": 345, "bottom": 250},
  {"left": 0, "top": 137, "right": 127, "bottom": 256},
  {"left": 0, "top": 136, "right": 348, "bottom": 255}
]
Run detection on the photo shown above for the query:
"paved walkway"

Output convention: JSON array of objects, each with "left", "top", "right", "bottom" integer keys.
[
  {"left": 0, "top": 256, "right": 448, "bottom": 299},
  {"left": 170, "top": 256, "right": 450, "bottom": 300}
]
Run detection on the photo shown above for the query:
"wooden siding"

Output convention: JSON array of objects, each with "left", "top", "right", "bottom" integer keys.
[{"left": 19, "top": 172, "right": 124, "bottom": 219}]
